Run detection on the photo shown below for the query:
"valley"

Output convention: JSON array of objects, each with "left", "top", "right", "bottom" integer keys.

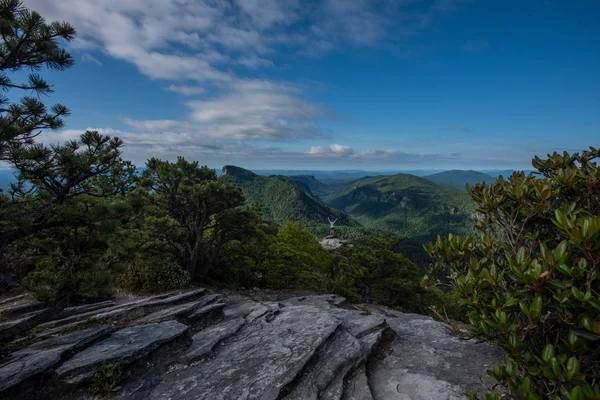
[{"left": 222, "top": 165, "right": 497, "bottom": 268}]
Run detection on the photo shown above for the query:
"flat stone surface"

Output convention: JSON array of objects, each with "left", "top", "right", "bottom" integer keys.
[
  {"left": 56, "top": 320, "right": 189, "bottom": 384},
  {"left": 341, "top": 365, "right": 373, "bottom": 400},
  {"left": 181, "top": 317, "right": 246, "bottom": 363},
  {"left": 0, "top": 297, "right": 43, "bottom": 316},
  {"left": 191, "top": 293, "right": 223, "bottom": 307},
  {"left": 0, "top": 309, "right": 48, "bottom": 341},
  {"left": 332, "top": 311, "right": 386, "bottom": 338},
  {"left": 54, "top": 301, "right": 116, "bottom": 320},
  {"left": 144, "top": 288, "right": 206, "bottom": 308},
  {"left": 285, "top": 328, "right": 363, "bottom": 400},
  {"left": 280, "top": 294, "right": 346, "bottom": 308},
  {"left": 38, "top": 289, "right": 206, "bottom": 331},
  {"left": 136, "top": 299, "right": 211, "bottom": 324},
  {"left": 186, "top": 302, "right": 226, "bottom": 320},
  {"left": 0, "top": 325, "right": 112, "bottom": 392},
  {"left": 0, "top": 294, "right": 27, "bottom": 306},
  {"left": 150, "top": 305, "right": 341, "bottom": 400},
  {"left": 368, "top": 312, "right": 503, "bottom": 400},
  {"left": 1, "top": 292, "right": 504, "bottom": 400}
]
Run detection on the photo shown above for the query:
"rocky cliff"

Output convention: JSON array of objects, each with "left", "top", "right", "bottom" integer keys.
[{"left": 0, "top": 289, "right": 503, "bottom": 399}]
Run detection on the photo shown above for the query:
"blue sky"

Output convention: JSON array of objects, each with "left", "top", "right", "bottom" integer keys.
[{"left": 19, "top": 0, "right": 600, "bottom": 170}]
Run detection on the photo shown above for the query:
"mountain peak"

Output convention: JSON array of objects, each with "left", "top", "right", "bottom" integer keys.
[{"left": 221, "top": 165, "right": 257, "bottom": 181}]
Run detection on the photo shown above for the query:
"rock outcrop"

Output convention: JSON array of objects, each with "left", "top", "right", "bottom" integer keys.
[{"left": 0, "top": 289, "right": 503, "bottom": 399}]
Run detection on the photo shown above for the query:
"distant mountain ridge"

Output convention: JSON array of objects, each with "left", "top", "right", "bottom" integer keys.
[{"left": 424, "top": 170, "right": 495, "bottom": 191}]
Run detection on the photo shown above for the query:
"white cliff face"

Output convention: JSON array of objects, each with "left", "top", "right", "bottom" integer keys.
[{"left": 0, "top": 289, "right": 503, "bottom": 400}]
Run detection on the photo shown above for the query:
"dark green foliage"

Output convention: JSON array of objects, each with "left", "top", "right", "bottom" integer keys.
[
  {"left": 90, "top": 362, "right": 127, "bottom": 395},
  {"left": 284, "top": 175, "right": 331, "bottom": 197},
  {"left": 222, "top": 165, "right": 355, "bottom": 227},
  {"left": 217, "top": 222, "right": 431, "bottom": 313},
  {"left": 424, "top": 170, "right": 495, "bottom": 191},
  {"left": 330, "top": 237, "right": 431, "bottom": 313},
  {"left": 139, "top": 158, "right": 258, "bottom": 280},
  {"left": 119, "top": 259, "right": 190, "bottom": 293},
  {"left": 0, "top": 0, "right": 75, "bottom": 159},
  {"left": 324, "top": 173, "right": 476, "bottom": 243},
  {"left": 425, "top": 147, "right": 600, "bottom": 399},
  {"left": 2, "top": 131, "right": 139, "bottom": 300},
  {"left": 214, "top": 221, "right": 330, "bottom": 290}
]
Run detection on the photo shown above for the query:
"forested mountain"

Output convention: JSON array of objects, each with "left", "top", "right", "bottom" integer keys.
[
  {"left": 424, "top": 170, "right": 495, "bottom": 191},
  {"left": 221, "top": 165, "right": 355, "bottom": 228},
  {"left": 284, "top": 175, "right": 330, "bottom": 197},
  {"left": 322, "top": 173, "right": 476, "bottom": 243}
]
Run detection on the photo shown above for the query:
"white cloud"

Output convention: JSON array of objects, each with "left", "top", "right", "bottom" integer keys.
[
  {"left": 237, "top": 55, "right": 274, "bottom": 69},
  {"left": 22, "top": 0, "right": 471, "bottom": 164},
  {"left": 80, "top": 53, "right": 102, "bottom": 65},
  {"left": 165, "top": 85, "right": 206, "bottom": 96},
  {"left": 308, "top": 143, "right": 354, "bottom": 157}
]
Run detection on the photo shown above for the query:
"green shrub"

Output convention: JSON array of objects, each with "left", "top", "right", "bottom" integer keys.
[
  {"left": 119, "top": 259, "right": 190, "bottom": 293},
  {"left": 90, "top": 362, "right": 127, "bottom": 395},
  {"left": 22, "top": 259, "right": 67, "bottom": 301},
  {"left": 425, "top": 147, "right": 600, "bottom": 399},
  {"left": 76, "top": 265, "right": 114, "bottom": 301},
  {"left": 22, "top": 258, "right": 114, "bottom": 302}
]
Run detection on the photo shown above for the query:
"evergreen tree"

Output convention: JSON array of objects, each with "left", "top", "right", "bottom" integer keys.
[
  {"left": 140, "top": 157, "right": 257, "bottom": 279},
  {"left": 0, "top": 0, "right": 75, "bottom": 159}
]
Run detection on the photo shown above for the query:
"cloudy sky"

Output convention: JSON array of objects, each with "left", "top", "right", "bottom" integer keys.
[{"left": 19, "top": 0, "right": 600, "bottom": 171}]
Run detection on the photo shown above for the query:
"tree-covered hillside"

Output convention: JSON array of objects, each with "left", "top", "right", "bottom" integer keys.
[
  {"left": 323, "top": 173, "right": 477, "bottom": 243},
  {"left": 284, "top": 175, "right": 330, "bottom": 197},
  {"left": 221, "top": 165, "right": 355, "bottom": 228},
  {"left": 424, "top": 170, "right": 494, "bottom": 191}
]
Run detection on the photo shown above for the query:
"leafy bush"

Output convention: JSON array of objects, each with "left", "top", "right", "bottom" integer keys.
[
  {"left": 425, "top": 147, "right": 600, "bottom": 399},
  {"left": 217, "top": 221, "right": 434, "bottom": 313},
  {"left": 22, "top": 257, "right": 114, "bottom": 302},
  {"left": 22, "top": 259, "right": 66, "bottom": 301},
  {"left": 119, "top": 259, "right": 190, "bottom": 293},
  {"left": 90, "top": 362, "right": 127, "bottom": 395}
]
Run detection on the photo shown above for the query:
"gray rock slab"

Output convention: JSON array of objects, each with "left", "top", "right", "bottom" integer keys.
[
  {"left": 0, "top": 294, "right": 27, "bottom": 306},
  {"left": 0, "top": 297, "right": 43, "bottom": 316},
  {"left": 180, "top": 317, "right": 246, "bottom": 363},
  {"left": 149, "top": 305, "right": 341, "bottom": 400},
  {"left": 222, "top": 300, "right": 262, "bottom": 319},
  {"left": 222, "top": 299, "right": 276, "bottom": 322},
  {"left": 341, "top": 365, "right": 373, "bottom": 400},
  {"left": 332, "top": 310, "right": 386, "bottom": 338},
  {"left": 191, "top": 293, "right": 223, "bottom": 307},
  {"left": 37, "top": 288, "right": 206, "bottom": 331},
  {"left": 285, "top": 328, "right": 364, "bottom": 400},
  {"left": 368, "top": 312, "right": 504, "bottom": 400},
  {"left": 144, "top": 288, "right": 206, "bottom": 308},
  {"left": 280, "top": 294, "right": 346, "bottom": 308},
  {"left": 0, "top": 309, "right": 49, "bottom": 342},
  {"left": 135, "top": 299, "right": 215, "bottom": 324},
  {"left": 55, "top": 320, "right": 189, "bottom": 384},
  {"left": 186, "top": 302, "right": 226, "bottom": 320},
  {"left": 0, "top": 309, "right": 45, "bottom": 331},
  {"left": 0, "top": 325, "right": 112, "bottom": 392},
  {"left": 54, "top": 301, "right": 116, "bottom": 320},
  {"left": 320, "top": 328, "right": 386, "bottom": 400}
]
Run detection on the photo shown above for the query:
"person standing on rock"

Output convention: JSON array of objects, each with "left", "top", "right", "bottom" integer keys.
[{"left": 328, "top": 217, "right": 338, "bottom": 237}]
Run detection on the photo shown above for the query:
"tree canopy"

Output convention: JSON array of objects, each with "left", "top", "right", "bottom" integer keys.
[
  {"left": 426, "top": 147, "right": 600, "bottom": 399},
  {"left": 0, "top": 0, "right": 75, "bottom": 159}
]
